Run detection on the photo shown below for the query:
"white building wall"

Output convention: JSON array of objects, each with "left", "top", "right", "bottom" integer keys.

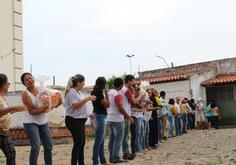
[
  {"left": 146, "top": 80, "right": 190, "bottom": 102},
  {"left": 0, "top": 0, "right": 24, "bottom": 91}
]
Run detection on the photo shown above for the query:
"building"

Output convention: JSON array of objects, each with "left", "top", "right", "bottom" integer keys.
[
  {"left": 0, "top": 0, "right": 24, "bottom": 91},
  {"left": 136, "top": 57, "right": 236, "bottom": 126}
]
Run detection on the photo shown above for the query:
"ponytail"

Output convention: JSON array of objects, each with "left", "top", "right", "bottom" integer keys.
[{"left": 64, "top": 74, "right": 85, "bottom": 97}]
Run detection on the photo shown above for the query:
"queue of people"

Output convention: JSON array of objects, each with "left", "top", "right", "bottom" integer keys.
[{"left": 0, "top": 73, "right": 222, "bottom": 165}]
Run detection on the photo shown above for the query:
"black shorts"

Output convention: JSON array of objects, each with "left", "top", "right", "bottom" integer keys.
[{"left": 206, "top": 117, "right": 212, "bottom": 123}]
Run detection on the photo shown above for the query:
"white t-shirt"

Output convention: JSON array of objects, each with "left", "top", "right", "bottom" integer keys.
[
  {"left": 107, "top": 89, "right": 124, "bottom": 122},
  {"left": 23, "top": 89, "right": 47, "bottom": 125},
  {"left": 143, "top": 105, "right": 152, "bottom": 121},
  {"left": 119, "top": 86, "right": 133, "bottom": 116},
  {"left": 64, "top": 88, "right": 90, "bottom": 119}
]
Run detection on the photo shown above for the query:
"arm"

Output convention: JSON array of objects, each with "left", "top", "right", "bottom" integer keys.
[
  {"left": 206, "top": 108, "right": 211, "bottom": 113},
  {"left": 100, "top": 87, "right": 110, "bottom": 108},
  {"left": 22, "top": 91, "right": 49, "bottom": 115},
  {"left": 0, "top": 105, "right": 27, "bottom": 115},
  {"left": 216, "top": 108, "right": 221, "bottom": 119},
  {"left": 130, "top": 94, "right": 144, "bottom": 104},
  {"left": 72, "top": 95, "right": 96, "bottom": 109},
  {"left": 146, "top": 106, "right": 162, "bottom": 112},
  {"left": 117, "top": 104, "right": 134, "bottom": 124}
]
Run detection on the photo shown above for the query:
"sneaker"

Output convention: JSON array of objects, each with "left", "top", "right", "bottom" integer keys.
[
  {"left": 113, "top": 159, "right": 128, "bottom": 164},
  {"left": 123, "top": 153, "right": 135, "bottom": 160},
  {"left": 131, "top": 153, "right": 136, "bottom": 157},
  {"left": 135, "top": 152, "right": 143, "bottom": 156},
  {"left": 138, "top": 150, "right": 147, "bottom": 154},
  {"left": 150, "top": 146, "right": 157, "bottom": 149}
]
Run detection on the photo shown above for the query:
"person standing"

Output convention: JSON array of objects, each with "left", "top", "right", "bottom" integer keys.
[
  {"left": 149, "top": 89, "right": 162, "bottom": 148},
  {"left": 174, "top": 97, "right": 182, "bottom": 136},
  {"left": 181, "top": 99, "right": 190, "bottom": 134},
  {"left": 107, "top": 78, "right": 134, "bottom": 164},
  {"left": 206, "top": 102, "right": 221, "bottom": 129},
  {"left": 90, "top": 77, "right": 111, "bottom": 165},
  {"left": 119, "top": 75, "right": 145, "bottom": 160},
  {"left": 205, "top": 100, "right": 213, "bottom": 130},
  {"left": 189, "top": 99, "right": 196, "bottom": 130},
  {"left": 195, "top": 97, "right": 205, "bottom": 130},
  {"left": 130, "top": 83, "right": 146, "bottom": 156},
  {"left": 64, "top": 74, "right": 96, "bottom": 165},
  {"left": 0, "top": 73, "right": 27, "bottom": 165},
  {"left": 21, "top": 73, "right": 63, "bottom": 165},
  {"left": 143, "top": 89, "right": 161, "bottom": 151},
  {"left": 168, "top": 98, "right": 179, "bottom": 137}
]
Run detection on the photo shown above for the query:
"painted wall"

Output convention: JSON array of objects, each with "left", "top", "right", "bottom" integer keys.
[
  {"left": 146, "top": 80, "right": 190, "bottom": 101},
  {"left": 0, "top": 0, "right": 24, "bottom": 91}
]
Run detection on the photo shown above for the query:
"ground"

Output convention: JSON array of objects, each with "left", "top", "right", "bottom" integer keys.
[{"left": 0, "top": 128, "right": 236, "bottom": 165}]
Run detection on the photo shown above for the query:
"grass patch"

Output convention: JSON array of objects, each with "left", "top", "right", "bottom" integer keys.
[
  {"left": 85, "top": 146, "right": 90, "bottom": 149},
  {"left": 212, "top": 148, "right": 217, "bottom": 150},
  {"left": 232, "top": 149, "right": 236, "bottom": 152},
  {"left": 224, "top": 155, "right": 229, "bottom": 158},
  {"left": 182, "top": 141, "right": 185, "bottom": 144},
  {"left": 198, "top": 153, "right": 204, "bottom": 156},
  {"left": 213, "top": 132, "right": 216, "bottom": 134},
  {"left": 186, "top": 158, "right": 191, "bottom": 160},
  {"left": 184, "top": 162, "right": 194, "bottom": 165},
  {"left": 0, "top": 160, "right": 5, "bottom": 163},
  {"left": 192, "top": 152, "right": 197, "bottom": 155}
]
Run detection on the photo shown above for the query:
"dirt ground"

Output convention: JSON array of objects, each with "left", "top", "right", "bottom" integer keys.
[{"left": 1, "top": 128, "right": 236, "bottom": 165}]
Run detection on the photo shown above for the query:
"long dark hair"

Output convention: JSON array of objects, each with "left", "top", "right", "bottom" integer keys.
[
  {"left": 93, "top": 77, "right": 106, "bottom": 92},
  {"left": 146, "top": 88, "right": 156, "bottom": 99},
  {"left": 0, "top": 73, "right": 7, "bottom": 87}
]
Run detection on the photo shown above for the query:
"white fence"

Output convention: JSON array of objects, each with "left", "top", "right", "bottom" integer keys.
[{"left": 5, "top": 87, "right": 94, "bottom": 128}]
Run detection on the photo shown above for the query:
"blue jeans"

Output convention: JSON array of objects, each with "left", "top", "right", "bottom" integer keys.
[
  {"left": 122, "top": 117, "right": 130, "bottom": 155},
  {"left": 24, "top": 123, "right": 52, "bottom": 165},
  {"left": 130, "top": 117, "right": 142, "bottom": 154},
  {"left": 108, "top": 121, "right": 124, "bottom": 162},
  {"left": 181, "top": 113, "right": 187, "bottom": 134},
  {"left": 158, "top": 118, "right": 164, "bottom": 141},
  {"left": 174, "top": 116, "right": 182, "bottom": 135},
  {"left": 142, "top": 120, "right": 149, "bottom": 149},
  {"left": 167, "top": 116, "right": 174, "bottom": 136},
  {"left": 212, "top": 116, "right": 218, "bottom": 129},
  {"left": 91, "top": 113, "right": 107, "bottom": 165}
]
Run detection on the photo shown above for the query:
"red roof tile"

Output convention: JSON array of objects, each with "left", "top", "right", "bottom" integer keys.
[
  {"left": 135, "top": 72, "right": 195, "bottom": 84},
  {"left": 202, "top": 74, "right": 236, "bottom": 86}
]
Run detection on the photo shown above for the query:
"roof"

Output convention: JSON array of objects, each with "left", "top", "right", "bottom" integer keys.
[
  {"left": 202, "top": 74, "right": 236, "bottom": 86},
  {"left": 135, "top": 72, "right": 195, "bottom": 84}
]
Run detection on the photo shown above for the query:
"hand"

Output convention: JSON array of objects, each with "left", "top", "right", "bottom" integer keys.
[
  {"left": 157, "top": 107, "right": 162, "bottom": 110},
  {"left": 57, "top": 98, "right": 63, "bottom": 107},
  {"left": 139, "top": 91, "right": 146, "bottom": 97},
  {"left": 13, "top": 105, "right": 27, "bottom": 112},
  {"left": 150, "top": 116, "right": 153, "bottom": 120},
  {"left": 146, "top": 100, "right": 153, "bottom": 105},
  {"left": 129, "top": 117, "right": 134, "bottom": 124},
  {"left": 104, "top": 85, "right": 108, "bottom": 93},
  {"left": 219, "top": 116, "right": 221, "bottom": 120},
  {"left": 89, "top": 114, "right": 96, "bottom": 120},
  {"left": 88, "top": 95, "right": 97, "bottom": 101},
  {"left": 42, "top": 100, "right": 50, "bottom": 112}
]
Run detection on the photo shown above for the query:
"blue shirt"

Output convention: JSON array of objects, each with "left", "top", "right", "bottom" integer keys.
[{"left": 205, "top": 104, "right": 212, "bottom": 117}]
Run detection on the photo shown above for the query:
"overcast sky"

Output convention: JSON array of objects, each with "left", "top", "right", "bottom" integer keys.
[{"left": 23, "top": 0, "right": 236, "bottom": 87}]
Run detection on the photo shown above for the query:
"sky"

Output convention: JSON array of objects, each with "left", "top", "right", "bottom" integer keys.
[{"left": 23, "top": 0, "right": 236, "bottom": 87}]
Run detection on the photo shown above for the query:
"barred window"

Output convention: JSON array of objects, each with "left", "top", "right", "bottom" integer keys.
[{"left": 206, "top": 85, "right": 234, "bottom": 102}]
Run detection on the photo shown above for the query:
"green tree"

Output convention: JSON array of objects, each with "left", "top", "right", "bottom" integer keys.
[{"left": 106, "top": 73, "right": 136, "bottom": 89}]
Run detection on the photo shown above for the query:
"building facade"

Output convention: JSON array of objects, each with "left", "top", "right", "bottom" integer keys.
[
  {"left": 0, "top": 0, "right": 24, "bottom": 91},
  {"left": 137, "top": 57, "right": 236, "bottom": 126}
]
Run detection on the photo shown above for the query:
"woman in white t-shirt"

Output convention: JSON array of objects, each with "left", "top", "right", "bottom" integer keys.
[
  {"left": 0, "top": 73, "right": 27, "bottom": 164},
  {"left": 64, "top": 74, "right": 96, "bottom": 165},
  {"left": 21, "top": 73, "right": 63, "bottom": 165}
]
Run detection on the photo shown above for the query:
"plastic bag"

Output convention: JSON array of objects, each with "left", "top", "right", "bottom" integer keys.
[
  {"left": 35, "top": 75, "right": 62, "bottom": 113},
  {"left": 138, "top": 81, "right": 150, "bottom": 106}
]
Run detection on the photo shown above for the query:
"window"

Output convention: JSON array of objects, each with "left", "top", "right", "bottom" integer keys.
[{"left": 206, "top": 85, "right": 235, "bottom": 102}]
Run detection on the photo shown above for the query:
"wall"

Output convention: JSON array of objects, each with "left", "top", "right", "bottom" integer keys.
[
  {"left": 138, "top": 57, "right": 236, "bottom": 79},
  {"left": 146, "top": 80, "right": 190, "bottom": 101},
  {"left": 0, "top": 0, "right": 24, "bottom": 91}
]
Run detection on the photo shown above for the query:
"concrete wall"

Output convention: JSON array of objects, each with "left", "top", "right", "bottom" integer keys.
[{"left": 0, "top": 0, "right": 24, "bottom": 91}]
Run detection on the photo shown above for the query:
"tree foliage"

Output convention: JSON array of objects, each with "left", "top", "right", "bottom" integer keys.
[{"left": 106, "top": 73, "right": 136, "bottom": 89}]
